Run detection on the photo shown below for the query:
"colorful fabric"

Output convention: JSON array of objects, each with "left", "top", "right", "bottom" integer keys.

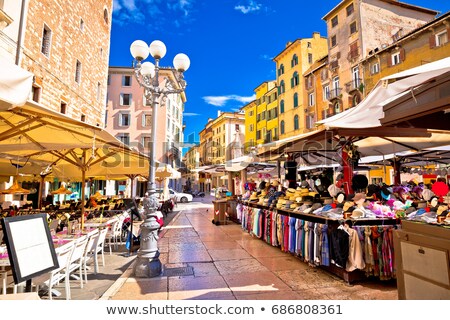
[{"left": 320, "top": 224, "right": 330, "bottom": 266}]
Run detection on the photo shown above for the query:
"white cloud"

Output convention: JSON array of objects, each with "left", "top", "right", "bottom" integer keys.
[
  {"left": 183, "top": 112, "right": 200, "bottom": 116},
  {"left": 113, "top": 0, "right": 195, "bottom": 26},
  {"left": 203, "top": 94, "right": 256, "bottom": 107},
  {"left": 235, "top": 1, "right": 261, "bottom": 14}
]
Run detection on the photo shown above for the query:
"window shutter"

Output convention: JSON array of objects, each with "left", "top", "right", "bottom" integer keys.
[
  {"left": 447, "top": 27, "right": 450, "bottom": 41},
  {"left": 387, "top": 55, "right": 392, "bottom": 67},
  {"left": 399, "top": 48, "right": 405, "bottom": 62},
  {"left": 291, "top": 77, "right": 294, "bottom": 88},
  {"left": 429, "top": 34, "right": 436, "bottom": 48},
  {"left": 120, "top": 94, "right": 123, "bottom": 105}
]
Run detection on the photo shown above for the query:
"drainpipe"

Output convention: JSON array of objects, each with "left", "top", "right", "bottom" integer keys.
[{"left": 15, "top": 0, "right": 27, "bottom": 66}]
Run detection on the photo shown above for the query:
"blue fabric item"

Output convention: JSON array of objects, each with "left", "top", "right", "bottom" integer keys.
[
  {"left": 289, "top": 217, "right": 297, "bottom": 253},
  {"left": 381, "top": 190, "right": 391, "bottom": 200},
  {"left": 321, "top": 204, "right": 333, "bottom": 212},
  {"left": 321, "top": 225, "right": 330, "bottom": 266},
  {"left": 415, "top": 208, "right": 427, "bottom": 216}
]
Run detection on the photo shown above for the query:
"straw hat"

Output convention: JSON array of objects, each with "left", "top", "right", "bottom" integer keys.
[
  {"left": 437, "top": 204, "right": 449, "bottom": 217},
  {"left": 286, "top": 188, "right": 296, "bottom": 195},
  {"left": 249, "top": 192, "right": 258, "bottom": 201},
  {"left": 351, "top": 208, "right": 364, "bottom": 218},
  {"left": 271, "top": 180, "right": 280, "bottom": 187}
]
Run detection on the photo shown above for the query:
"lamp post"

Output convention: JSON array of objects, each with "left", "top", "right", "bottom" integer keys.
[{"left": 130, "top": 39, "right": 190, "bottom": 278}]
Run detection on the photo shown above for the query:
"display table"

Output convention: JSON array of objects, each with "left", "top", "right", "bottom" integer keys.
[{"left": 394, "top": 220, "right": 450, "bottom": 299}]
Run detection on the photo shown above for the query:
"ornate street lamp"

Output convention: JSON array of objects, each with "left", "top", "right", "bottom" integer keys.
[{"left": 130, "top": 39, "right": 190, "bottom": 277}]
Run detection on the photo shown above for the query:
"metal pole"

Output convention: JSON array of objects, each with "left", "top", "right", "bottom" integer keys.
[{"left": 133, "top": 59, "right": 162, "bottom": 278}]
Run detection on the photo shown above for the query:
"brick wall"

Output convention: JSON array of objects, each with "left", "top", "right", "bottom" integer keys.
[{"left": 21, "top": 0, "right": 113, "bottom": 126}]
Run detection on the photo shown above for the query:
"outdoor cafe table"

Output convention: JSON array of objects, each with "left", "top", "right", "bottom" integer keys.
[{"left": 83, "top": 217, "right": 117, "bottom": 229}]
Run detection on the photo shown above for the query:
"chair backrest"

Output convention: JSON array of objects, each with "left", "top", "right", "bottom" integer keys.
[
  {"left": 49, "top": 219, "right": 60, "bottom": 232},
  {"left": 54, "top": 241, "right": 76, "bottom": 273},
  {"left": 70, "top": 235, "right": 88, "bottom": 265},
  {"left": 84, "top": 228, "right": 99, "bottom": 255},
  {"left": 94, "top": 228, "right": 108, "bottom": 253}
]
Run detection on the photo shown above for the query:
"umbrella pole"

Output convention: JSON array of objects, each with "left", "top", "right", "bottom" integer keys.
[
  {"left": 38, "top": 175, "right": 45, "bottom": 209},
  {"left": 81, "top": 168, "right": 86, "bottom": 230}
]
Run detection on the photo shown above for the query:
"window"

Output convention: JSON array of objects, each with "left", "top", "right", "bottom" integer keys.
[
  {"left": 334, "top": 102, "right": 340, "bottom": 114},
  {"left": 293, "top": 93, "right": 299, "bottom": 108},
  {"left": 141, "top": 136, "right": 151, "bottom": 149},
  {"left": 352, "top": 66, "right": 360, "bottom": 87},
  {"left": 278, "top": 80, "right": 285, "bottom": 94},
  {"left": 249, "top": 110, "right": 254, "bottom": 117},
  {"left": 118, "top": 133, "right": 130, "bottom": 145},
  {"left": 261, "top": 111, "right": 266, "bottom": 120},
  {"left": 294, "top": 115, "right": 299, "bottom": 130},
  {"left": 280, "top": 120, "right": 285, "bottom": 135},
  {"left": 122, "top": 75, "right": 132, "bottom": 86},
  {"left": 104, "top": 8, "right": 109, "bottom": 24},
  {"left": 346, "top": 3, "right": 354, "bottom": 16},
  {"left": 349, "top": 41, "right": 358, "bottom": 59},
  {"left": 80, "top": 18, "right": 84, "bottom": 31},
  {"left": 97, "top": 82, "right": 101, "bottom": 101},
  {"left": 256, "top": 130, "right": 261, "bottom": 140},
  {"left": 291, "top": 71, "right": 299, "bottom": 87},
  {"left": 307, "top": 42, "right": 312, "bottom": 48},
  {"left": 119, "top": 113, "right": 130, "bottom": 126},
  {"left": 142, "top": 114, "right": 151, "bottom": 127},
  {"left": 391, "top": 52, "right": 401, "bottom": 66},
  {"left": 60, "top": 102, "right": 67, "bottom": 114},
  {"left": 350, "top": 21, "right": 357, "bottom": 34},
  {"left": 371, "top": 62, "right": 380, "bottom": 74},
  {"left": 436, "top": 30, "right": 448, "bottom": 46},
  {"left": 306, "top": 115, "right": 314, "bottom": 129},
  {"left": 41, "top": 24, "right": 52, "bottom": 57},
  {"left": 75, "top": 60, "right": 81, "bottom": 83},
  {"left": 352, "top": 94, "right": 361, "bottom": 107},
  {"left": 333, "top": 76, "right": 340, "bottom": 90},
  {"left": 308, "top": 93, "right": 314, "bottom": 107},
  {"left": 81, "top": 114, "right": 86, "bottom": 122},
  {"left": 308, "top": 53, "right": 313, "bottom": 64},
  {"left": 280, "top": 100, "right": 285, "bottom": 113},
  {"left": 291, "top": 54, "right": 298, "bottom": 67},
  {"left": 120, "top": 93, "right": 132, "bottom": 106},
  {"left": 331, "top": 35, "right": 337, "bottom": 47},
  {"left": 249, "top": 124, "right": 254, "bottom": 132},
  {"left": 323, "top": 85, "right": 329, "bottom": 101},
  {"left": 256, "top": 113, "right": 260, "bottom": 122},
  {"left": 107, "top": 74, "right": 111, "bottom": 85},
  {"left": 278, "top": 64, "right": 285, "bottom": 76},
  {"left": 30, "top": 85, "right": 41, "bottom": 103},
  {"left": 331, "top": 16, "right": 338, "bottom": 28}
]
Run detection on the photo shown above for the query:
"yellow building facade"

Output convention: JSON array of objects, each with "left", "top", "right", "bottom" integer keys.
[
  {"left": 274, "top": 32, "right": 328, "bottom": 139},
  {"left": 241, "top": 100, "right": 257, "bottom": 152},
  {"left": 254, "top": 81, "right": 278, "bottom": 145}
]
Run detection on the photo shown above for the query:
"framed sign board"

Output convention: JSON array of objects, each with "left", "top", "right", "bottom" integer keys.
[{"left": 1, "top": 213, "right": 58, "bottom": 284}]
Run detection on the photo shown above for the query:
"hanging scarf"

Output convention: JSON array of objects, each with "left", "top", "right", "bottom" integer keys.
[{"left": 320, "top": 224, "right": 330, "bottom": 266}]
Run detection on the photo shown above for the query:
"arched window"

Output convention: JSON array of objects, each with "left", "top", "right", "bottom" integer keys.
[
  {"left": 293, "top": 93, "right": 299, "bottom": 108},
  {"left": 278, "top": 64, "right": 285, "bottom": 76},
  {"left": 280, "top": 120, "right": 285, "bottom": 134},
  {"left": 352, "top": 94, "right": 361, "bottom": 107},
  {"left": 278, "top": 80, "right": 285, "bottom": 94},
  {"left": 280, "top": 100, "right": 285, "bottom": 113},
  {"left": 294, "top": 115, "right": 299, "bottom": 130},
  {"left": 103, "top": 8, "right": 109, "bottom": 24},
  {"left": 291, "top": 54, "right": 298, "bottom": 67},
  {"left": 334, "top": 101, "right": 340, "bottom": 114},
  {"left": 291, "top": 71, "right": 299, "bottom": 87}
]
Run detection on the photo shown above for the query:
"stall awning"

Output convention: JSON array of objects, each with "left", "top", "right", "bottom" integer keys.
[{"left": 0, "top": 56, "right": 33, "bottom": 108}]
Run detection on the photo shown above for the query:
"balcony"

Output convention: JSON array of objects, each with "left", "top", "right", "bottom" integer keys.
[
  {"left": 327, "top": 88, "right": 342, "bottom": 101},
  {"left": 0, "top": 9, "right": 13, "bottom": 31},
  {"left": 345, "top": 78, "right": 362, "bottom": 93}
]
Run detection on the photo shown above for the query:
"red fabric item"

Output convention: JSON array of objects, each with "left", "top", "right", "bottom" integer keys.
[{"left": 432, "top": 181, "right": 449, "bottom": 197}]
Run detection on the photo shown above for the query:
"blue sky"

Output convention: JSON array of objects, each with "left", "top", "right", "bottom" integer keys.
[{"left": 109, "top": 0, "right": 449, "bottom": 144}]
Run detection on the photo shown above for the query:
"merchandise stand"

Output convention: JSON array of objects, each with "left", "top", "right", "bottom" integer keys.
[{"left": 240, "top": 200, "right": 400, "bottom": 284}]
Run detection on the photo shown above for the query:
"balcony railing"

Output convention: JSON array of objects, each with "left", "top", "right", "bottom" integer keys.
[
  {"left": 346, "top": 78, "right": 362, "bottom": 92},
  {"left": 327, "top": 87, "right": 342, "bottom": 101}
]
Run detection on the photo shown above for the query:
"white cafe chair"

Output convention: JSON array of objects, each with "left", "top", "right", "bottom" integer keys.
[
  {"left": 81, "top": 228, "right": 99, "bottom": 283},
  {"left": 33, "top": 241, "right": 75, "bottom": 300},
  {"left": 65, "top": 235, "right": 89, "bottom": 299},
  {"left": 85, "top": 228, "right": 108, "bottom": 274}
]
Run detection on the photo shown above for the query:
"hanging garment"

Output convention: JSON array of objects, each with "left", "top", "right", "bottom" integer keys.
[
  {"left": 289, "top": 217, "right": 297, "bottom": 254},
  {"left": 320, "top": 224, "right": 330, "bottom": 266},
  {"left": 272, "top": 212, "right": 279, "bottom": 247},
  {"left": 277, "top": 214, "right": 283, "bottom": 249},
  {"left": 314, "top": 223, "right": 321, "bottom": 265},
  {"left": 283, "top": 215, "right": 290, "bottom": 252},
  {"left": 295, "top": 219, "right": 302, "bottom": 256},
  {"left": 371, "top": 226, "right": 381, "bottom": 277},
  {"left": 330, "top": 227, "right": 349, "bottom": 268},
  {"left": 308, "top": 222, "right": 315, "bottom": 263},
  {"left": 265, "top": 210, "right": 272, "bottom": 244},
  {"left": 304, "top": 222, "right": 310, "bottom": 262},
  {"left": 346, "top": 227, "right": 366, "bottom": 272},
  {"left": 363, "top": 226, "right": 375, "bottom": 276}
]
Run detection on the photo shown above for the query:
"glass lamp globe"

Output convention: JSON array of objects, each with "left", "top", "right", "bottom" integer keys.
[
  {"left": 141, "top": 61, "right": 155, "bottom": 77},
  {"left": 149, "top": 40, "right": 166, "bottom": 59},
  {"left": 130, "top": 40, "right": 149, "bottom": 61},
  {"left": 173, "top": 53, "right": 190, "bottom": 72}
]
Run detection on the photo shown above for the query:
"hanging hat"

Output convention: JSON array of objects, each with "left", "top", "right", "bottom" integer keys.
[
  {"left": 249, "top": 192, "right": 258, "bottom": 200},
  {"left": 351, "top": 208, "right": 364, "bottom": 218},
  {"left": 271, "top": 180, "right": 280, "bottom": 187},
  {"left": 437, "top": 205, "right": 449, "bottom": 217},
  {"left": 352, "top": 174, "right": 368, "bottom": 191},
  {"left": 343, "top": 201, "right": 355, "bottom": 213}
]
